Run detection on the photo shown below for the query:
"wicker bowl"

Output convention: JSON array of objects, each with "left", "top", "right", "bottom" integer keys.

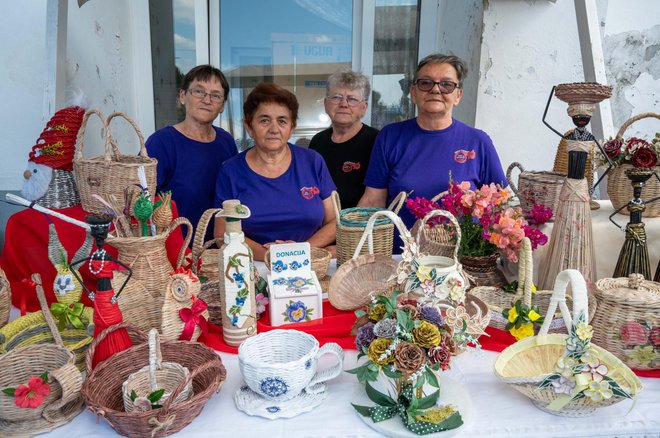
[{"left": 265, "top": 246, "right": 332, "bottom": 279}]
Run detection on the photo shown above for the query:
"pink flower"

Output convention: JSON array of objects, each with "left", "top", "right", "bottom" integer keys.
[
  {"left": 14, "top": 376, "right": 50, "bottom": 409},
  {"left": 528, "top": 204, "right": 553, "bottom": 225},
  {"left": 620, "top": 321, "right": 649, "bottom": 346},
  {"left": 649, "top": 326, "right": 660, "bottom": 347},
  {"left": 255, "top": 293, "right": 269, "bottom": 314}
]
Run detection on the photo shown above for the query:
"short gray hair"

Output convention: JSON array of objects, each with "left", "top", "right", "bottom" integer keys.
[
  {"left": 414, "top": 54, "right": 468, "bottom": 88},
  {"left": 326, "top": 68, "right": 371, "bottom": 102}
]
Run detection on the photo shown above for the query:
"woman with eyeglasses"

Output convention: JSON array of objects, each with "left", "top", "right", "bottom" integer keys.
[
  {"left": 214, "top": 83, "right": 337, "bottom": 261},
  {"left": 359, "top": 53, "right": 507, "bottom": 231},
  {"left": 146, "top": 64, "right": 238, "bottom": 238}
]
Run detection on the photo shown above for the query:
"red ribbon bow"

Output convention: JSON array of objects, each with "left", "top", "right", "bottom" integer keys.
[{"left": 178, "top": 296, "right": 209, "bottom": 341}]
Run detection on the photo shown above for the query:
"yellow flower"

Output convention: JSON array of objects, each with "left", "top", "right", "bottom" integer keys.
[
  {"left": 412, "top": 321, "right": 441, "bottom": 348},
  {"left": 576, "top": 322, "right": 594, "bottom": 341},
  {"left": 367, "top": 338, "right": 394, "bottom": 365},
  {"left": 368, "top": 303, "right": 387, "bottom": 322},
  {"left": 509, "top": 323, "right": 534, "bottom": 340},
  {"left": 626, "top": 345, "right": 658, "bottom": 367},
  {"left": 507, "top": 306, "right": 518, "bottom": 323},
  {"left": 555, "top": 356, "right": 576, "bottom": 377},
  {"left": 528, "top": 309, "right": 541, "bottom": 322},
  {"left": 584, "top": 380, "right": 613, "bottom": 402},
  {"left": 531, "top": 283, "right": 537, "bottom": 293},
  {"left": 416, "top": 265, "right": 433, "bottom": 282}
]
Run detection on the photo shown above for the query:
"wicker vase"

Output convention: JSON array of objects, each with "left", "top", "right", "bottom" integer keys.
[{"left": 459, "top": 254, "right": 507, "bottom": 289}]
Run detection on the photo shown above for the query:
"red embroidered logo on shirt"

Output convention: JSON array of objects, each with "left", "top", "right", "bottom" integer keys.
[
  {"left": 300, "top": 186, "right": 320, "bottom": 200},
  {"left": 342, "top": 161, "right": 361, "bottom": 173},
  {"left": 454, "top": 149, "right": 476, "bottom": 164}
]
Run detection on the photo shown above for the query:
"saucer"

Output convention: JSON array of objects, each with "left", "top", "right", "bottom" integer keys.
[{"left": 234, "top": 383, "right": 327, "bottom": 419}]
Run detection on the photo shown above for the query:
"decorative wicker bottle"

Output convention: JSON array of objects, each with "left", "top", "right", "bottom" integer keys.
[{"left": 217, "top": 200, "right": 256, "bottom": 346}]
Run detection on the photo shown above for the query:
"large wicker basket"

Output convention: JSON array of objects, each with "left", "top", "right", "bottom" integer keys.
[
  {"left": 0, "top": 267, "right": 9, "bottom": 328},
  {"left": 606, "top": 113, "right": 660, "bottom": 217},
  {"left": 74, "top": 110, "right": 157, "bottom": 213},
  {"left": 334, "top": 190, "right": 407, "bottom": 267},
  {"left": 506, "top": 162, "right": 565, "bottom": 220},
  {"left": 82, "top": 322, "right": 226, "bottom": 437},
  {"left": 0, "top": 274, "right": 84, "bottom": 435},
  {"left": 494, "top": 270, "right": 642, "bottom": 417},
  {"left": 592, "top": 274, "right": 660, "bottom": 370}
]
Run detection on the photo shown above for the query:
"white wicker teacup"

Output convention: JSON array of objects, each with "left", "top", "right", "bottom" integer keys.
[{"left": 238, "top": 329, "right": 344, "bottom": 402}]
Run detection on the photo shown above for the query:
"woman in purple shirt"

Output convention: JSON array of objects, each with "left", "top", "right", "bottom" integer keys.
[{"left": 214, "top": 83, "right": 336, "bottom": 261}]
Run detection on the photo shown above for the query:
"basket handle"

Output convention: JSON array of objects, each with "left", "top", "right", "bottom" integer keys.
[
  {"left": 74, "top": 109, "right": 110, "bottom": 160},
  {"left": 42, "top": 361, "right": 83, "bottom": 422},
  {"left": 147, "top": 328, "right": 163, "bottom": 393},
  {"left": 160, "top": 359, "right": 225, "bottom": 413},
  {"left": 33, "top": 273, "right": 64, "bottom": 347},
  {"left": 85, "top": 322, "right": 148, "bottom": 374},
  {"left": 430, "top": 191, "right": 448, "bottom": 203},
  {"left": 615, "top": 112, "right": 660, "bottom": 140},
  {"left": 505, "top": 162, "right": 524, "bottom": 197},
  {"left": 387, "top": 191, "right": 407, "bottom": 214},
  {"left": 538, "top": 269, "right": 589, "bottom": 336},
  {"left": 513, "top": 237, "right": 534, "bottom": 306},
  {"left": 331, "top": 190, "right": 342, "bottom": 223},
  {"left": 415, "top": 209, "right": 461, "bottom": 261},
  {"left": 190, "top": 208, "right": 223, "bottom": 274},
  {"left": 105, "top": 111, "right": 149, "bottom": 159},
  {"left": 352, "top": 210, "right": 415, "bottom": 259},
  {"left": 164, "top": 217, "right": 194, "bottom": 269}
]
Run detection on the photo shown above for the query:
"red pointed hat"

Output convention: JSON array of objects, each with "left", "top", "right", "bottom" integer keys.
[{"left": 28, "top": 106, "right": 85, "bottom": 171}]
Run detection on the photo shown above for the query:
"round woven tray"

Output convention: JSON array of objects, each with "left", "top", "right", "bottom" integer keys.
[{"left": 554, "top": 82, "right": 612, "bottom": 105}]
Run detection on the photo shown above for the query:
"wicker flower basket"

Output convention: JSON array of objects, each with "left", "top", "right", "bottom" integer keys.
[
  {"left": 0, "top": 267, "right": 9, "bottom": 328},
  {"left": 494, "top": 270, "right": 642, "bottom": 417},
  {"left": 506, "top": 162, "right": 565, "bottom": 220},
  {"left": 122, "top": 329, "right": 193, "bottom": 412},
  {"left": 592, "top": 274, "right": 660, "bottom": 370},
  {"left": 74, "top": 110, "right": 157, "bottom": 214},
  {"left": 0, "top": 273, "right": 84, "bottom": 435},
  {"left": 82, "top": 322, "right": 226, "bottom": 437},
  {"left": 190, "top": 208, "right": 222, "bottom": 282},
  {"left": 409, "top": 191, "right": 456, "bottom": 258},
  {"left": 334, "top": 190, "right": 407, "bottom": 267},
  {"left": 607, "top": 113, "right": 660, "bottom": 217}
]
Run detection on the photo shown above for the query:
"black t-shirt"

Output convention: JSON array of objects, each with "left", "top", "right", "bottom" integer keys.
[{"left": 309, "top": 124, "right": 379, "bottom": 209}]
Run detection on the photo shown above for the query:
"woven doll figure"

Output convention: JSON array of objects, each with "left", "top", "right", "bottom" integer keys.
[
  {"left": 21, "top": 106, "right": 85, "bottom": 209},
  {"left": 161, "top": 267, "right": 209, "bottom": 342}
]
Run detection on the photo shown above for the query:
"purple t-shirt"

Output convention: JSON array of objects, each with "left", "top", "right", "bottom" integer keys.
[
  {"left": 215, "top": 144, "right": 336, "bottom": 245},
  {"left": 145, "top": 125, "right": 238, "bottom": 237},
  {"left": 364, "top": 118, "right": 507, "bottom": 229}
]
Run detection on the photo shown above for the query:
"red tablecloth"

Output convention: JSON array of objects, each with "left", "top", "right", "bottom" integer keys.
[{"left": 0, "top": 204, "right": 188, "bottom": 313}]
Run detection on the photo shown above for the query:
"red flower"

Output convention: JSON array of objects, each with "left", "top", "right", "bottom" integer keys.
[
  {"left": 428, "top": 344, "right": 452, "bottom": 370},
  {"left": 14, "top": 376, "right": 51, "bottom": 409},
  {"left": 619, "top": 321, "right": 648, "bottom": 346},
  {"left": 630, "top": 147, "right": 658, "bottom": 168},
  {"left": 603, "top": 138, "right": 623, "bottom": 159},
  {"left": 650, "top": 326, "right": 660, "bottom": 347}
]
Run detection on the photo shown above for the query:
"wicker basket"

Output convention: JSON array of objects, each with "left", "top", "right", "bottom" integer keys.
[
  {"left": 113, "top": 270, "right": 162, "bottom": 333},
  {"left": 506, "top": 162, "right": 565, "bottom": 220},
  {"left": 190, "top": 208, "right": 222, "bottom": 282},
  {"left": 265, "top": 246, "right": 332, "bottom": 279},
  {"left": 607, "top": 113, "right": 660, "bottom": 217},
  {"left": 409, "top": 191, "right": 456, "bottom": 258},
  {"left": 0, "top": 267, "right": 9, "bottom": 328},
  {"left": 334, "top": 190, "right": 407, "bottom": 267},
  {"left": 592, "top": 274, "right": 660, "bottom": 370},
  {"left": 74, "top": 110, "right": 157, "bottom": 213},
  {"left": 494, "top": 269, "right": 642, "bottom": 417},
  {"left": 197, "top": 280, "right": 221, "bottom": 326},
  {"left": 329, "top": 210, "right": 413, "bottom": 310},
  {"left": 554, "top": 82, "right": 613, "bottom": 105},
  {"left": 82, "top": 322, "right": 226, "bottom": 437},
  {"left": 0, "top": 273, "right": 84, "bottom": 435},
  {"left": 122, "top": 329, "right": 193, "bottom": 412}
]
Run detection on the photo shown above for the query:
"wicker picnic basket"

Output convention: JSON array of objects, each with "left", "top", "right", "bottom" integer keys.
[
  {"left": 592, "top": 274, "right": 660, "bottom": 370},
  {"left": 334, "top": 190, "right": 407, "bottom": 267},
  {"left": 82, "top": 322, "right": 226, "bottom": 437},
  {"left": 330, "top": 210, "right": 415, "bottom": 310},
  {"left": 506, "top": 162, "right": 565, "bottom": 220},
  {"left": 0, "top": 273, "right": 84, "bottom": 436},
  {"left": 0, "top": 267, "right": 9, "bottom": 328},
  {"left": 471, "top": 237, "right": 596, "bottom": 332},
  {"left": 409, "top": 191, "right": 456, "bottom": 257},
  {"left": 74, "top": 110, "right": 157, "bottom": 213},
  {"left": 190, "top": 208, "right": 222, "bottom": 281},
  {"left": 607, "top": 112, "right": 660, "bottom": 217},
  {"left": 265, "top": 246, "right": 332, "bottom": 279},
  {"left": 494, "top": 269, "right": 642, "bottom": 417},
  {"left": 122, "top": 328, "right": 193, "bottom": 412}
]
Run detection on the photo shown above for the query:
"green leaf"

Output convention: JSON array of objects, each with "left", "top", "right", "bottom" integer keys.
[
  {"left": 416, "top": 389, "right": 440, "bottom": 409},
  {"left": 2, "top": 388, "right": 15, "bottom": 396},
  {"left": 431, "top": 410, "right": 464, "bottom": 430},
  {"left": 382, "top": 365, "right": 404, "bottom": 379},
  {"left": 571, "top": 391, "right": 586, "bottom": 401},
  {"left": 40, "top": 372, "right": 49, "bottom": 383},
  {"left": 346, "top": 361, "right": 378, "bottom": 383},
  {"left": 426, "top": 368, "right": 439, "bottom": 388},
  {"left": 414, "top": 373, "right": 426, "bottom": 389},
  {"left": 355, "top": 309, "right": 367, "bottom": 318},
  {"left": 151, "top": 404, "right": 163, "bottom": 409},
  {"left": 351, "top": 403, "right": 374, "bottom": 417},
  {"left": 365, "top": 381, "right": 396, "bottom": 407},
  {"left": 147, "top": 389, "right": 165, "bottom": 403},
  {"left": 130, "top": 390, "right": 137, "bottom": 401}
]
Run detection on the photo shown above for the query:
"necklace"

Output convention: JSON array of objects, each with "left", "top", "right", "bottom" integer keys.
[{"left": 88, "top": 249, "right": 107, "bottom": 275}]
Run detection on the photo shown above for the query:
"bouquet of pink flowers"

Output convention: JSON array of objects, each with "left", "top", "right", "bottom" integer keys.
[{"left": 407, "top": 182, "right": 549, "bottom": 262}]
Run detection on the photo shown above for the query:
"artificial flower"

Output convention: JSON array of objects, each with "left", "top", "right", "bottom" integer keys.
[
  {"left": 447, "top": 277, "right": 465, "bottom": 303},
  {"left": 398, "top": 303, "right": 420, "bottom": 320},
  {"left": 576, "top": 322, "right": 594, "bottom": 341},
  {"left": 419, "top": 306, "right": 444, "bottom": 327},
  {"left": 528, "top": 309, "right": 541, "bottom": 322},
  {"left": 509, "top": 323, "right": 534, "bottom": 340},
  {"left": 368, "top": 338, "right": 394, "bottom": 366},
  {"left": 550, "top": 375, "right": 576, "bottom": 395},
  {"left": 619, "top": 321, "right": 649, "bottom": 346},
  {"left": 255, "top": 293, "right": 269, "bottom": 315},
  {"left": 412, "top": 321, "right": 441, "bottom": 348},
  {"left": 584, "top": 380, "right": 613, "bottom": 402},
  {"left": 602, "top": 138, "right": 623, "bottom": 159},
  {"left": 626, "top": 345, "right": 658, "bottom": 366},
  {"left": 393, "top": 342, "right": 426, "bottom": 375},
  {"left": 355, "top": 322, "right": 376, "bottom": 352},
  {"left": 582, "top": 360, "right": 608, "bottom": 382},
  {"left": 368, "top": 303, "right": 387, "bottom": 322},
  {"left": 555, "top": 356, "right": 577, "bottom": 378},
  {"left": 444, "top": 305, "right": 470, "bottom": 330},
  {"left": 416, "top": 265, "right": 433, "bottom": 282},
  {"left": 427, "top": 344, "right": 452, "bottom": 370},
  {"left": 373, "top": 318, "right": 398, "bottom": 339},
  {"left": 579, "top": 348, "right": 600, "bottom": 366},
  {"left": 507, "top": 306, "right": 518, "bottom": 323},
  {"left": 12, "top": 376, "right": 51, "bottom": 409},
  {"left": 650, "top": 326, "right": 660, "bottom": 347},
  {"left": 133, "top": 397, "right": 152, "bottom": 412}
]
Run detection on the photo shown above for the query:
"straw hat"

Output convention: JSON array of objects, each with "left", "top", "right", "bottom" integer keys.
[{"left": 216, "top": 199, "right": 251, "bottom": 219}]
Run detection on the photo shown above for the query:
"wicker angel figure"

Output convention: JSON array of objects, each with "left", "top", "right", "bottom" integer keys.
[{"left": 161, "top": 267, "right": 209, "bottom": 342}]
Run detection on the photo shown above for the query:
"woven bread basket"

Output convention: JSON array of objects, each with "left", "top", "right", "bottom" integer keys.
[
  {"left": 494, "top": 269, "right": 642, "bottom": 417},
  {"left": 0, "top": 267, "right": 9, "bottom": 328},
  {"left": 592, "top": 274, "right": 660, "bottom": 370},
  {"left": 506, "top": 162, "right": 565, "bottom": 220},
  {"left": 0, "top": 273, "right": 84, "bottom": 435},
  {"left": 190, "top": 208, "right": 222, "bottom": 282},
  {"left": 74, "top": 110, "right": 157, "bottom": 213},
  {"left": 265, "top": 246, "right": 332, "bottom": 279},
  {"left": 334, "top": 190, "right": 407, "bottom": 267},
  {"left": 409, "top": 191, "right": 456, "bottom": 258},
  {"left": 554, "top": 82, "right": 613, "bottom": 105},
  {"left": 82, "top": 322, "right": 226, "bottom": 437},
  {"left": 606, "top": 112, "right": 660, "bottom": 217}
]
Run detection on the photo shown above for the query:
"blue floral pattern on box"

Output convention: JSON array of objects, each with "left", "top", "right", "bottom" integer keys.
[
  {"left": 283, "top": 300, "right": 314, "bottom": 323},
  {"left": 289, "top": 260, "right": 302, "bottom": 270},
  {"left": 266, "top": 406, "right": 281, "bottom": 413},
  {"left": 305, "top": 359, "right": 313, "bottom": 369},
  {"left": 303, "top": 259, "right": 310, "bottom": 266},
  {"left": 272, "top": 260, "right": 287, "bottom": 273},
  {"left": 260, "top": 377, "right": 289, "bottom": 398}
]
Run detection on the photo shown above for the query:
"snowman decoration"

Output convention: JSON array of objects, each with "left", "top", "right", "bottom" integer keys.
[{"left": 22, "top": 105, "right": 85, "bottom": 209}]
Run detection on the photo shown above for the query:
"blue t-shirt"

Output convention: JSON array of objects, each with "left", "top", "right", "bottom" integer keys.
[
  {"left": 215, "top": 144, "right": 336, "bottom": 245},
  {"left": 364, "top": 118, "right": 507, "bottom": 229},
  {"left": 145, "top": 125, "right": 238, "bottom": 237}
]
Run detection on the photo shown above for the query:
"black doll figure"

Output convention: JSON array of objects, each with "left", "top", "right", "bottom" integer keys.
[{"left": 70, "top": 213, "right": 133, "bottom": 368}]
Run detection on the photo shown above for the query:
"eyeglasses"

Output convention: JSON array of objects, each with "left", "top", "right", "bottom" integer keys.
[
  {"left": 327, "top": 94, "right": 364, "bottom": 107},
  {"left": 187, "top": 88, "right": 225, "bottom": 103},
  {"left": 414, "top": 79, "right": 460, "bottom": 94}
]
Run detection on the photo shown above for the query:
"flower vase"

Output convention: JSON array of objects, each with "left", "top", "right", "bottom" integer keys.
[{"left": 459, "top": 254, "right": 507, "bottom": 288}]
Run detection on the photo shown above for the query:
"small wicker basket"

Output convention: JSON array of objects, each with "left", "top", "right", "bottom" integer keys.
[
  {"left": 190, "top": 208, "right": 222, "bottom": 281},
  {"left": 334, "top": 190, "right": 407, "bottom": 267},
  {"left": 494, "top": 269, "right": 642, "bottom": 417},
  {"left": 122, "top": 328, "right": 193, "bottom": 412},
  {"left": 0, "top": 267, "right": 9, "bottom": 328},
  {"left": 592, "top": 274, "right": 660, "bottom": 370},
  {"left": 606, "top": 112, "right": 660, "bottom": 217},
  {"left": 409, "top": 191, "right": 456, "bottom": 258},
  {"left": 506, "top": 162, "right": 565, "bottom": 220}
]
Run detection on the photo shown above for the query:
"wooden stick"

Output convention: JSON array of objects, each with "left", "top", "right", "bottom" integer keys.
[{"left": 6, "top": 193, "right": 90, "bottom": 230}]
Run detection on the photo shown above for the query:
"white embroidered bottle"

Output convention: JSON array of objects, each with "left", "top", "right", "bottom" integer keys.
[{"left": 217, "top": 200, "right": 256, "bottom": 346}]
